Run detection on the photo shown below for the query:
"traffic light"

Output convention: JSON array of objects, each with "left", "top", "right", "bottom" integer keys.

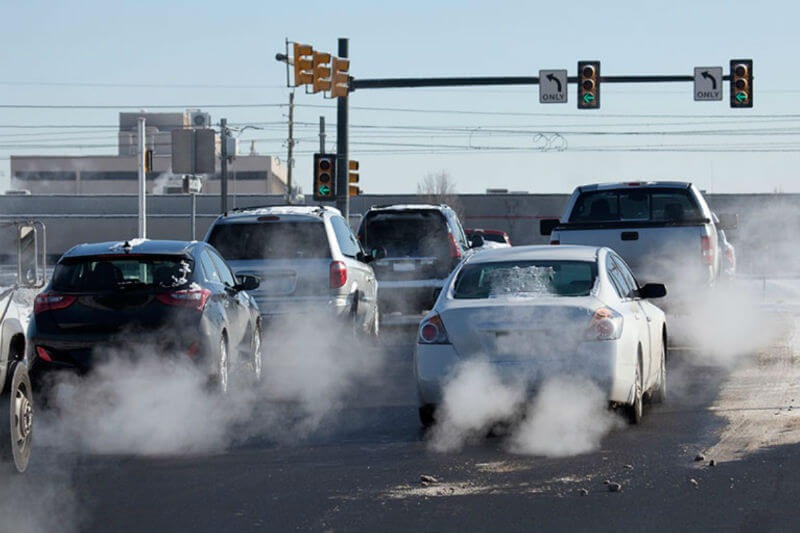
[
  {"left": 312, "top": 52, "right": 332, "bottom": 93},
  {"left": 348, "top": 159, "right": 360, "bottom": 196},
  {"left": 730, "top": 59, "right": 753, "bottom": 108},
  {"left": 577, "top": 61, "right": 600, "bottom": 109},
  {"left": 313, "top": 153, "right": 336, "bottom": 201},
  {"left": 330, "top": 57, "right": 350, "bottom": 98},
  {"left": 292, "top": 43, "right": 314, "bottom": 87},
  {"left": 145, "top": 149, "right": 153, "bottom": 172}
]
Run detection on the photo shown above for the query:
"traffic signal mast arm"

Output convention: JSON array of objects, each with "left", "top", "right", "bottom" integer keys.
[{"left": 350, "top": 74, "right": 709, "bottom": 90}]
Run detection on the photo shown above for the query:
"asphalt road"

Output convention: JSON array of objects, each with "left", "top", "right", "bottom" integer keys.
[{"left": 4, "top": 312, "right": 800, "bottom": 533}]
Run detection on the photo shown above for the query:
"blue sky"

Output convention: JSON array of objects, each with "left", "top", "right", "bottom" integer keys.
[{"left": 2, "top": 0, "right": 799, "bottom": 194}]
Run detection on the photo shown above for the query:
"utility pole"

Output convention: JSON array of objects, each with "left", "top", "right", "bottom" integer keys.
[
  {"left": 220, "top": 118, "right": 228, "bottom": 213},
  {"left": 137, "top": 117, "right": 147, "bottom": 238},
  {"left": 286, "top": 92, "right": 294, "bottom": 203},
  {"left": 335, "top": 37, "right": 349, "bottom": 219}
]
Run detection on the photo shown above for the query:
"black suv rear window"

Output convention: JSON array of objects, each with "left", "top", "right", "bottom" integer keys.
[
  {"left": 360, "top": 211, "right": 450, "bottom": 257},
  {"left": 52, "top": 256, "right": 192, "bottom": 292},
  {"left": 208, "top": 221, "right": 331, "bottom": 260}
]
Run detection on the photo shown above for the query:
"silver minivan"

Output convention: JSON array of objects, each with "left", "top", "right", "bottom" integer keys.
[{"left": 205, "top": 205, "right": 379, "bottom": 336}]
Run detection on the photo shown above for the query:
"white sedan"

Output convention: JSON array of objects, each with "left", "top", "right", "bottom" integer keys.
[{"left": 414, "top": 245, "right": 668, "bottom": 427}]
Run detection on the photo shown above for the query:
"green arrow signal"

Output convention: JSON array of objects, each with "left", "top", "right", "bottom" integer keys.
[
  {"left": 583, "top": 93, "right": 595, "bottom": 104},
  {"left": 318, "top": 184, "right": 331, "bottom": 196},
  {"left": 736, "top": 91, "right": 748, "bottom": 103}
]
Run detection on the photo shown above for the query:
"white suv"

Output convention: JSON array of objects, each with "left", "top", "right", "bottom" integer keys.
[{"left": 205, "top": 205, "right": 379, "bottom": 336}]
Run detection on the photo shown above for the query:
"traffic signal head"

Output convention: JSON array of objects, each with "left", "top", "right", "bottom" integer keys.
[
  {"left": 330, "top": 57, "right": 351, "bottom": 98},
  {"left": 313, "top": 153, "right": 336, "bottom": 201},
  {"left": 312, "top": 52, "right": 332, "bottom": 93},
  {"left": 348, "top": 159, "right": 359, "bottom": 196},
  {"left": 578, "top": 61, "right": 600, "bottom": 109},
  {"left": 292, "top": 43, "right": 314, "bottom": 87},
  {"left": 730, "top": 59, "right": 753, "bottom": 108}
]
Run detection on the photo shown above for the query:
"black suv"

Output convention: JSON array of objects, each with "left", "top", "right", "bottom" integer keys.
[
  {"left": 357, "top": 204, "right": 480, "bottom": 325},
  {"left": 28, "top": 239, "right": 263, "bottom": 395}
]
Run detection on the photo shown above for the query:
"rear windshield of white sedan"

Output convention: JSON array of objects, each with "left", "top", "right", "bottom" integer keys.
[{"left": 453, "top": 260, "right": 597, "bottom": 299}]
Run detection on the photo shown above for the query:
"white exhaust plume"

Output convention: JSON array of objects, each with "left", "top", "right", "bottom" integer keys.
[
  {"left": 429, "top": 359, "right": 526, "bottom": 452},
  {"left": 509, "top": 376, "right": 622, "bottom": 457},
  {"left": 35, "top": 316, "right": 388, "bottom": 455}
]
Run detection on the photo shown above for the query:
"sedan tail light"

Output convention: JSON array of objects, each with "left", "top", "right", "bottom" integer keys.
[
  {"left": 587, "top": 307, "right": 623, "bottom": 341},
  {"left": 33, "top": 293, "right": 77, "bottom": 314},
  {"left": 418, "top": 313, "right": 451, "bottom": 344},
  {"left": 330, "top": 261, "right": 347, "bottom": 289},
  {"left": 156, "top": 288, "right": 211, "bottom": 311}
]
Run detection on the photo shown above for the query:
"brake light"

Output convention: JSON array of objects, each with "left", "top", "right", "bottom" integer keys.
[
  {"left": 550, "top": 240, "right": 560, "bottom": 245},
  {"left": 33, "top": 293, "right": 77, "bottom": 314},
  {"left": 448, "top": 234, "right": 462, "bottom": 260},
  {"left": 419, "top": 313, "right": 450, "bottom": 344},
  {"left": 587, "top": 307, "right": 623, "bottom": 340},
  {"left": 330, "top": 261, "right": 347, "bottom": 289},
  {"left": 156, "top": 288, "right": 211, "bottom": 311},
  {"left": 701, "top": 235, "right": 714, "bottom": 265}
]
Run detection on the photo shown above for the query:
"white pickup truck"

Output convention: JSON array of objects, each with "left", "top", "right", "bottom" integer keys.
[
  {"left": 540, "top": 182, "right": 734, "bottom": 304},
  {"left": 0, "top": 221, "right": 46, "bottom": 473}
]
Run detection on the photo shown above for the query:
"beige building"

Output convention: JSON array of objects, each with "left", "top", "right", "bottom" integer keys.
[{"left": 10, "top": 110, "right": 287, "bottom": 195}]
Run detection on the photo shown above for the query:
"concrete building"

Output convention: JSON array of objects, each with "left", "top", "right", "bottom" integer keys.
[{"left": 9, "top": 110, "right": 288, "bottom": 195}]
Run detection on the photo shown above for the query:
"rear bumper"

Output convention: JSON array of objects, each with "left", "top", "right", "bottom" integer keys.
[
  {"left": 414, "top": 341, "right": 635, "bottom": 407},
  {"left": 376, "top": 279, "right": 445, "bottom": 318}
]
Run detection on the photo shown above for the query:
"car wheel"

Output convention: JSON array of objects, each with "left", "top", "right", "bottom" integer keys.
[
  {"left": 650, "top": 341, "right": 667, "bottom": 404},
  {"left": 0, "top": 362, "right": 34, "bottom": 473},
  {"left": 419, "top": 404, "right": 436, "bottom": 429},
  {"left": 209, "top": 334, "right": 229, "bottom": 395},
  {"left": 625, "top": 357, "right": 644, "bottom": 425}
]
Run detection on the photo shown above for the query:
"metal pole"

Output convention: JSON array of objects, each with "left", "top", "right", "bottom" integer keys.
[
  {"left": 319, "top": 116, "right": 326, "bottom": 154},
  {"left": 191, "top": 193, "right": 197, "bottom": 240},
  {"left": 287, "top": 92, "right": 294, "bottom": 203},
  {"left": 335, "top": 37, "right": 349, "bottom": 219},
  {"left": 137, "top": 117, "right": 147, "bottom": 238},
  {"left": 220, "top": 118, "right": 228, "bottom": 213}
]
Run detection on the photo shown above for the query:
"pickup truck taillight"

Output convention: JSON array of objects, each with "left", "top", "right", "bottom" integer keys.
[{"left": 701, "top": 236, "right": 715, "bottom": 265}]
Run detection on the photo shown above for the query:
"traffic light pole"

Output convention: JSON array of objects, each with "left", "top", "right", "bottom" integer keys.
[{"left": 335, "top": 37, "right": 349, "bottom": 219}]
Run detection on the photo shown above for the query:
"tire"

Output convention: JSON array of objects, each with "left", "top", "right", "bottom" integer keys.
[
  {"left": 0, "top": 362, "right": 34, "bottom": 473},
  {"left": 209, "top": 334, "right": 229, "bottom": 395},
  {"left": 419, "top": 404, "right": 436, "bottom": 429},
  {"left": 625, "top": 357, "right": 644, "bottom": 425},
  {"left": 650, "top": 341, "right": 667, "bottom": 405}
]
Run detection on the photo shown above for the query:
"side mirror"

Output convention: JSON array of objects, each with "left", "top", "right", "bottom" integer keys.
[
  {"left": 370, "top": 247, "right": 387, "bottom": 261},
  {"left": 638, "top": 283, "right": 667, "bottom": 299},
  {"left": 716, "top": 213, "right": 738, "bottom": 230},
  {"left": 236, "top": 274, "right": 260, "bottom": 291},
  {"left": 17, "top": 222, "right": 46, "bottom": 289},
  {"left": 540, "top": 218, "right": 560, "bottom": 236},
  {"left": 469, "top": 233, "right": 485, "bottom": 248}
]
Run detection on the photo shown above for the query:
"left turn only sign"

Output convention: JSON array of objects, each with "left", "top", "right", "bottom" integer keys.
[{"left": 539, "top": 69, "right": 568, "bottom": 103}]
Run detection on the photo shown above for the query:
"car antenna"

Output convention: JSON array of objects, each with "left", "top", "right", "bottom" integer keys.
[{"left": 122, "top": 240, "right": 132, "bottom": 254}]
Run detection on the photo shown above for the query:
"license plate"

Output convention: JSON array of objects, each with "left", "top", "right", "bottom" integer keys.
[{"left": 392, "top": 261, "right": 416, "bottom": 272}]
